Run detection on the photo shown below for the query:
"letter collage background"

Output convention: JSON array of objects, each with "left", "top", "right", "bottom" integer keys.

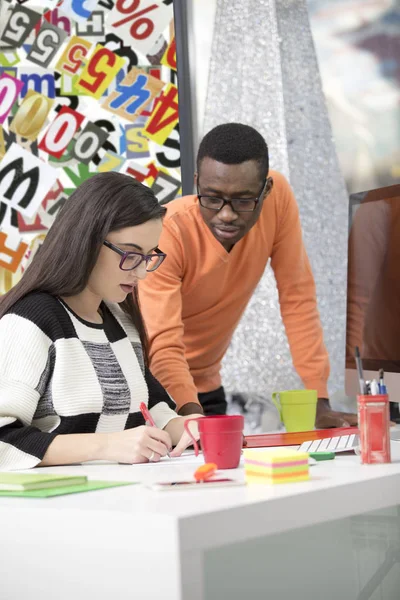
[{"left": 0, "top": 0, "right": 180, "bottom": 293}]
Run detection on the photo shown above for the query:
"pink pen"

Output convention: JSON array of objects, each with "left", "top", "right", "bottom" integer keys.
[{"left": 139, "top": 402, "right": 171, "bottom": 458}]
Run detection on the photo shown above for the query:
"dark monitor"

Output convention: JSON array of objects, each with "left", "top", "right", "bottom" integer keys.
[{"left": 345, "top": 183, "right": 400, "bottom": 410}]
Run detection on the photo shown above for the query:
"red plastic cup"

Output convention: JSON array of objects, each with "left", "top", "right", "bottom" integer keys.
[{"left": 184, "top": 415, "right": 244, "bottom": 469}]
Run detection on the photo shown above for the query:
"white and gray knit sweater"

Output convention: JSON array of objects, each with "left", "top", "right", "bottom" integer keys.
[{"left": 0, "top": 292, "right": 178, "bottom": 470}]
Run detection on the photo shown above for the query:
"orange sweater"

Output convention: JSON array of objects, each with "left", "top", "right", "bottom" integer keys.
[{"left": 139, "top": 171, "right": 330, "bottom": 410}]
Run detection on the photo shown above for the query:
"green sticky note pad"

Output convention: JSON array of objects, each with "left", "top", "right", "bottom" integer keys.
[
  {"left": 308, "top": 451, "right": 335, "bottom": 461},
  {"left": 0, "top": 480, "right": 136, "bottom": 498}
]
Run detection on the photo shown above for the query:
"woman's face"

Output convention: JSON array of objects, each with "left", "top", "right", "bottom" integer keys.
[{"left": 88, "top": 219, "right": 163, "bottom": 303}]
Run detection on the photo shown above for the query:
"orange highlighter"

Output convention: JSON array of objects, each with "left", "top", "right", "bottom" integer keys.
[{"left": 194, "top": 463, "right": 218, "bottom": 482}]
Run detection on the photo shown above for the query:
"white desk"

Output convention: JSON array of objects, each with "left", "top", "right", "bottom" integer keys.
[{"left": 1, "top": 444, "right": 400, "bottom": 600}]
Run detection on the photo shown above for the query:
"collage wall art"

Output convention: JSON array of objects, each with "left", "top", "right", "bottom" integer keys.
[{"left": 0, "top": 0, "right": 180, "bottom": 293}]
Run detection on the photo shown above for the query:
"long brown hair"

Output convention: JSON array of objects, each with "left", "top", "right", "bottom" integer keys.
[{"left": 0, "top": 172, "right": 166, "bottom": 364}]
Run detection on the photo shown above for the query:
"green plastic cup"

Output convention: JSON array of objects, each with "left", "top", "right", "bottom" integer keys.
[{"left": 272, "top": 389, "right": 318, "bottom": 432}]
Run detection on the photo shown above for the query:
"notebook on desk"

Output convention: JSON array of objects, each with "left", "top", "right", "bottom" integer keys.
[{"left": 244, "top": 427, "right": 359, "bottom": 449}]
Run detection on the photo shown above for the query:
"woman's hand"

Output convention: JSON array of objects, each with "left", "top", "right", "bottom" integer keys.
[
  {"left": 103, "top": 426, "right": 172, "bottom": 464},
  {"left": 167, "top": 415, "right": 202, "bottom": 457}
]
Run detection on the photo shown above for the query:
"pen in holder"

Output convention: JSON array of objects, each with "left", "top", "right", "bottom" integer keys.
[{"left": 357, "top": 393, "right": 391, "bottom": 464}]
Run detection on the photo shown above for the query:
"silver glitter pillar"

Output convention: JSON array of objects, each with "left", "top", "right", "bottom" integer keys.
[{"left": 203, "top": 0, "right": 348, "bottom": 398}]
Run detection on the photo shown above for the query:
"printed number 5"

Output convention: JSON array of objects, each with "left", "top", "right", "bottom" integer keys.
[
  {"left": 77, "top": 46, "right": 120, "bottom": 98},
  {"left": 28, "top": 29, "right": 60, "bottom": 66},
  {"left": 5, "top": 11, "right": 30, "bottom": 43}
]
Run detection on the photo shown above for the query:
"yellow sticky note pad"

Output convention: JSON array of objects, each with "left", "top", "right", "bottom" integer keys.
[{"left": 243, "top": 449, "right": 310, "bottom": 484}]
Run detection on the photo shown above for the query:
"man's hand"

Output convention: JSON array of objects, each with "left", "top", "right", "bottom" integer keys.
[{"left": 316, "top": 398, "right": 358, "bottom": 429}]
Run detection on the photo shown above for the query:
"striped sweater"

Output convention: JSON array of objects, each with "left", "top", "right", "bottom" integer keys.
[{"left": 0, "top": 292, "right": 178, "bottom": 470}]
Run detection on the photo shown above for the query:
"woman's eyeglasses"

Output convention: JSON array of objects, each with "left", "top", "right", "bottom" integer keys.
[{"left": 103, "top": 241, "right": 166, "bottom": 272}]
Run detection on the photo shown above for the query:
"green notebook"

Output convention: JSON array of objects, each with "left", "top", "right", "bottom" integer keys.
[
  {"left": 0, "top": 480, "right": 136, "bottom": 498},
  {"left": 0, "top": 472, "right": 88, "bottom": 491}
]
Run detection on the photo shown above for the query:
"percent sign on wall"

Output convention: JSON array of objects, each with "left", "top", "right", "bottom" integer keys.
[{"left": 107, "top": 0, "right": 173, "bottom": 55}]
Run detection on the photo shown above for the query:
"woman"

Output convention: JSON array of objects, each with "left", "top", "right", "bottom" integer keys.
[{"left": 0, "top": 172, "right": 202, "bottom": 470}]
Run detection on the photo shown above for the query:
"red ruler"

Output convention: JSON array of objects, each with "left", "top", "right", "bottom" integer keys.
[{"left": 244, "top": 426, "right": 359, "bottom": 448}]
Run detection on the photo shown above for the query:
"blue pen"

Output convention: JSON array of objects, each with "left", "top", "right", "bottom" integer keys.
[{"left": 379, "top": 369, "right": 387, "bottom": 394}]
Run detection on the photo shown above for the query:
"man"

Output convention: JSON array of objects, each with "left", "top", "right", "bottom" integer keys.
[{"left": 139, "top": 123, "right": 357, "bottom": 428}]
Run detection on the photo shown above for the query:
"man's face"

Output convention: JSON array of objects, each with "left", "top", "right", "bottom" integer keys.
[{"left": 195, "top": 158, "right": 272, "bottom": 251}]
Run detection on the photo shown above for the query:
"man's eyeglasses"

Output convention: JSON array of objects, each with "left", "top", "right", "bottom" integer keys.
[
  {"left": 103, "top": 241, "right": 166, "bottom": 272},
  {"left": 197, "top": 178, "right": 271, "bottom": 213}
]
